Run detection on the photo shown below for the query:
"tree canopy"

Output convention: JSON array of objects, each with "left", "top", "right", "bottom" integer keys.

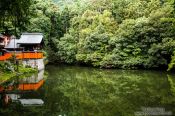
[
  {"left": 1, "top": 0, "right": 175, "bottom": 70},
  {"left": 0, "top": 0, "right": 33, "bottom": 35},
  {"left": 47, "top": 0, "right": 175, "bottom": 70}
]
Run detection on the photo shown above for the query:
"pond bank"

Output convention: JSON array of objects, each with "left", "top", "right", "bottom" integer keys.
[{"left": 0, "top": 65, "right": 37, "bottom": 84}]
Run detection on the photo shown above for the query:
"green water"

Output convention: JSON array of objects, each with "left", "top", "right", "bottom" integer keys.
[{"left": 0, "top": 65, "right": 175, "bottom": 116}]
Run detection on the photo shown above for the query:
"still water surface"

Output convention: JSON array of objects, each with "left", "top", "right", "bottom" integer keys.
[{"left": 0, "top": 65, "right": 175, "bottom": 116}]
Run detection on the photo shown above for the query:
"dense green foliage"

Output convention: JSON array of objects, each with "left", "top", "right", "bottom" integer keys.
[
  {"left": 50, "top": 0, "right": 175, "bottom": 70},
  {"left": 0, "top": 0, "right": 33, "bottom": 35},
  {"left": 0, "top": 0, "right": 175, "bottom": 70}
]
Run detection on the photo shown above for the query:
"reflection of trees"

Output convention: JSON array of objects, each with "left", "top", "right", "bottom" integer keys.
[
  {"left": 165, "top": 75, "right": 175, "bottom": 109},
  {"left": 0, "top": 70, "right": 46, "bottom": 116},
  {"left": 1, "top": 65, "right": 174, "bottom": 116},
  {"left": 44, "top": 65, "right": 175, "bottom": 116},
  {"left": 168, "top": 75, "right": 175, "bottom": 96}
]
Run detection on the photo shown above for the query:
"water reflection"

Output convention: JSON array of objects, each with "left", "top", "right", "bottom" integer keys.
[
  {"left": 44, "top": 65, "right": 175, "bottom": 116},
  {"left": 0, "top": 65, "right": 175, "bottom": 116},
  {"left": 0, "top": 70, "right": 45, "bottom": 108}
]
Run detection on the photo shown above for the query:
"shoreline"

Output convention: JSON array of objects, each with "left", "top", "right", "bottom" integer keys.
[{"left": 0, "top": 66, "right": 37, "bottom": 84}]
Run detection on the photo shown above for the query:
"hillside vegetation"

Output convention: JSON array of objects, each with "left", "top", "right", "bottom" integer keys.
[{"left": 0, "top": 0, "right": 175, "bottom": 70}]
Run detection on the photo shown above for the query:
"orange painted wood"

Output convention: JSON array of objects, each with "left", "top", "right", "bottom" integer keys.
[
  {"left": 0, "top": 52, "right": 43, "bottom": 61},
  {"left": 18, "top": 80, "right": 44, "bottom": 91},
  {"left": 0, "top": 53, "right": 12, "bottom": 60},
  {"left": 0, "top": 80, "right": 44, "bottom": 92}
]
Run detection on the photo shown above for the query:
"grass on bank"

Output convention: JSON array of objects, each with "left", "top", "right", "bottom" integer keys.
[{"left": 0, "top": 61, "right": 37, "bottom": 84}]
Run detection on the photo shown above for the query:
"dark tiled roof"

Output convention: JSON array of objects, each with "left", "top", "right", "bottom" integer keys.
[{"left": 18, "top": 33, "right": 43, "bottom": 44}]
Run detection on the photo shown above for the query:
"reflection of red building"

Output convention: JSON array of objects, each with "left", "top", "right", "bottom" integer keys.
[
  {"left": 0, "top": 66, "right": 45, "bottom": 107},
  {"left": 0, "top": 80, "right": 44, "bottom": 92},
  {"left": 19, "top": 79, "right": 44, "bottom": 91},
  {"left": 0, "top": 70, "right": 45, "bottom": 92}
]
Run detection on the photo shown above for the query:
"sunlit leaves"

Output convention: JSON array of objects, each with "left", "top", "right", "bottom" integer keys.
[{"left": 22, "top": 0, "right": 175, "bottom": 70}]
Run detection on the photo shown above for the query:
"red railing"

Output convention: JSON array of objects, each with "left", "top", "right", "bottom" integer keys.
[
  {"left": 0, "top": 52, "right": 43, "bottom": 61},
  {"left": 0, "top": 53, "right": 12, "bottom": 60}
]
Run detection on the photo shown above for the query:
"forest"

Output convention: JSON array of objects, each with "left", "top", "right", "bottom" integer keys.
[{"left": 0, "top": 0, "right": 175, "bottom": 70}]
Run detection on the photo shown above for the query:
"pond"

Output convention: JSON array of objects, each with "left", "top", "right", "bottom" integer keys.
[{"left": 0, "top": 65, "right": 175, "bottom": 116}]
